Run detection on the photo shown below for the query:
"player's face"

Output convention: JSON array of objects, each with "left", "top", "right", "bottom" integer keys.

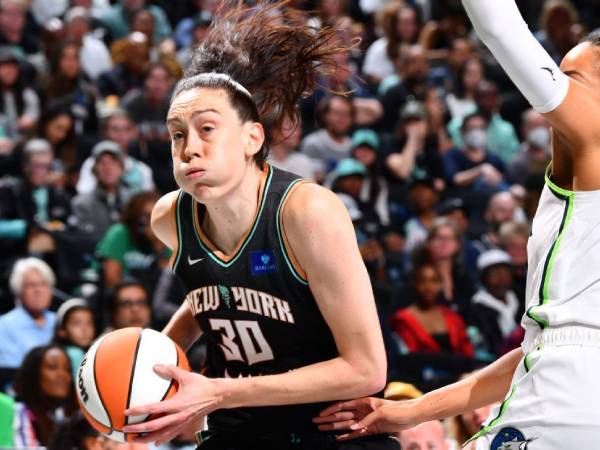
[
  {"left": 560, "top": 42, "right": 600, "bottom": 94},
  {"left": 167, "top": 87, "right": 264, "bottom": 203},
  {"left": 40, "top": 348, "right": 72, "bottom": 400}
]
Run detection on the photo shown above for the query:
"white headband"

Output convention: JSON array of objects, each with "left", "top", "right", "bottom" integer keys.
[{"left": 191, "top": 72, "right": 252, "bottom": 98}]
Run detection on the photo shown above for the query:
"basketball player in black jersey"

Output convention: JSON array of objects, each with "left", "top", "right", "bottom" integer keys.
[{"left": 122, "top": 3, "right": 399, "bottom": 449}]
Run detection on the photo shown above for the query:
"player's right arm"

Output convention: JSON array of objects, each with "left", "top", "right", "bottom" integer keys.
[
  {"left": 460, "top": 0, "right": 600, "bottom": 153},
  {"left": 315, "top": 347, "right": 523, "bottom": 439},
  {"left": 151, "top": 191, "right": 202, "bottom": 351}
]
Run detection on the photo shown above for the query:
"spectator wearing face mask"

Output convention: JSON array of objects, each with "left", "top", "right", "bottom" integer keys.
[
  {"left": 508, "top": 109, "right": 552, "bottom": 186},
  {"left": 442, "top": 112, "right": 508, "bottom": 193}
]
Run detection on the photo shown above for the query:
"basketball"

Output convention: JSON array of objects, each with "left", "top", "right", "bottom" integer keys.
[{"left": 75, "top": 327, "right": 190, "bottom": 442}]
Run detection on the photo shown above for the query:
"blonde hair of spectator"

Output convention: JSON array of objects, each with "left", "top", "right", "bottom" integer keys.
[
  {"left": 9, "top": 257, "right": 56, "bottom": 297},
  {"left": 541, "top": 0, "right": 579, "bottom": 31},
  {"left": 498, "top": 221, "right": 529, "bottom": 247}
]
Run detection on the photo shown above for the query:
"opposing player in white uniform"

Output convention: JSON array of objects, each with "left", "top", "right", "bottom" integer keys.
[{"left": 313, "top": 1, "right": 600, "bottom": 449}]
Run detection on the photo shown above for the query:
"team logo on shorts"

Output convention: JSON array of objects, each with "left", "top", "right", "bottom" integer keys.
[{"left": 491, "top": 427, "right": 533, "bottom": 450}]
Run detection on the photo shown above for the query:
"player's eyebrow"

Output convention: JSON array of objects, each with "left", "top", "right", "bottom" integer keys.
[{"left": 563, "top": 69, "right": 584, "bottom": 79}]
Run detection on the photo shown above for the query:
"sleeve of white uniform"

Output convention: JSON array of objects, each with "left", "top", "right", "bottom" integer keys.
[{"left": 462, "top": 0, "right": 570, "bottom": 113}]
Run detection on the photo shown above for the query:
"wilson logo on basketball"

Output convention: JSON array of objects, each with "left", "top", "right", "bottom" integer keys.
[{"left": 78, "top": 355, "right": 89, "bottom": 403}]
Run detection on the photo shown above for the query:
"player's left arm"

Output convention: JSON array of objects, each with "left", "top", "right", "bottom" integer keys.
[{"left": 123, "top": 184, "right": 387, "bottom": 444}]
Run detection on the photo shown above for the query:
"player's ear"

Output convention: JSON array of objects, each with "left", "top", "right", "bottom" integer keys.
[{"left": 244, "top": 121, "right": 264, "bottom": 158}]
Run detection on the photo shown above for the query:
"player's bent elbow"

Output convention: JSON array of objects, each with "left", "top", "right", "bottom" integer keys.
[{"left": 354, "top": 362, "right": 387, "bottom": 397}]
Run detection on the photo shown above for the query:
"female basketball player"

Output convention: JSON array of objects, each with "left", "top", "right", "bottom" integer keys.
[
  {"left": 314, "top": 1, "right": 600, "bottom": 449},
  {"left": 121, "top": 3, "right": 397, "bottom": 449}
]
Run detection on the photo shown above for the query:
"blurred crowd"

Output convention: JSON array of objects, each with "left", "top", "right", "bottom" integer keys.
[{"left": 0, "top": 0, "right": 597, "bottom": 448}]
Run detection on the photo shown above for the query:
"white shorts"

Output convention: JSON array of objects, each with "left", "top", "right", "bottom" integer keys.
[{"left": 473, "top": 327, "right": 600, "bottom": 450}]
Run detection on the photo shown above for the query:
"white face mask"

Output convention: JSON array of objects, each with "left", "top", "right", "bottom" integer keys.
[
  {"left": 526, "top": 126, "right": 550, "bottom": 149},
  {"left": 463, "top": 128, "right": 487, "bottom": 149}
]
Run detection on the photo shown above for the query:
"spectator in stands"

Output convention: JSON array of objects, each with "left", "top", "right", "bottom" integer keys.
[
  {"left": 122, "top": 63, "right": 174, "bottom": 143},
  {"left": 47, "top": 410, "right": 102, "bottom": 450},
  {"left": 471, "top": 249, "right": 523, "bottom": 357},
  {"left": 380, "top": 45, "right": 431, "bottom": 131},
  {"left": 37, "top": 100, "right": 79, "bottom": 178},
  {"left": 176, "top": 10, "right": 212, "bottom": 66},
  {"left": 43, "top": 40, "right": 99, "bottom": 135},
  {"left": 474, "top": 191, "right": 518, "bottom": 254},
  {"left": 300, "top": 94, "right": 354, "bottom": 178},
  {"left": 95, "top": 191, "right": 168, "bottom": 291},
  {"left": 100, "top": 0, "right": 172, "bottom": 45},
  {"left": 0, "top": 258, "right": 56, "bottom": 370},
  {"left": 0, "top": 46, "right": 39, "bottom": 145},
  {"left": 535, "top": 0, "right": 579, "bottom": 63},
  {"left": 437, "top": 198, "right": 480, "bottom": 271},
  {"left": 404, "top": 178, "right": 440, "bottom": 255},
  {"left": 0, "top": 139, "right": 71, "bottom": 266},
  {"left": 445, "top": 57, "right": 484, "bottom": 121},
  {"left": 509, "top": 109, "right": 552, "bottom": 186},
  {"left": 390, "top": 262, "right": 473, "bottom": 358},
  {"left": 64, "top": 6, "right": 112, "bottom": 81},
  {"left": 383, "top": 97, "right": 448, "bottom": 200},
  {"left": 413, "top": 218, "right": 477, "bottom": 318},
  {"left": 0, "top": 0, "right": 38, "bottom": 54},
  {"left": 53, "top": 297, "right": 95, "bottom": 380},
  {"left": 443, "top": 112, "right": 508, "bottom": 193},
  {"left": 351, "top": 128, "right": 391, "bottom": 227},
  {"left": 363, "top": 2, "right": 421, "bottom": 85},
  {"left": 498, "top": 221, "right": 529, "bottom": 302},
  {"left": 429, "top": 37, "right": 474, "bottom": 95},
  {"left": 12, "top": 344, "right": 77, "bottom": 448},
  {"left": 105, "top": 277, "right": 151, "bottom": 331},
  {"left": 447, "top": 81, "right": 520, "bottom": 163},
  {"left": 97, "top": 31, "right": 151, "bottom": 98},
  {"left": 399, "top": 420, "right": 451, "bottom": 450},
  {"left": 77, "top": 111, "right": 155, "bottom": 195},
  {"left": 71, "top": 140, "right": 131, "bottom": 244},
  {"left": 268, "top": 117, "right": 316, "bottom": 180}
]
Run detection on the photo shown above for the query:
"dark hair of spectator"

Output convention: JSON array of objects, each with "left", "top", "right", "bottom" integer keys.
[
  {"left": 540, "top": 0, "right": 578, "bottom": 32},
  {"left": 120, "top": 190, "right": 160, "bottom": 247},
  {"left": 47, "top": 410, "right": 99, "bottom": 450},
  {"left": 413, "top": 217, "right": 464, "bottom": 267},
  {"left": 382, "top": 3, "right": 422, "bottom": 62},
  {"left": 105, "top": 276, "right": 149, "bottom": 318},
  {"left": 316, "top": 94, "right": 355, "bottom": 127},
  {"left": 408, "top": 261, "right": 440, "bottom": 288},
  {"left": 460, "top": 110, "right": 489, "bottom": 134},
  {"left": 13, "top": 344, "right": 78, "bottom": 445},
  {"left": 46, "top": 40, "right": 82, "bottom": 99},
  {"left": 0, "top": 56, "right": 26, "bottom": 116},
  {"left": 175, "top": 0, "right": 348, "bottom": 166},
  {"left": 454, "top": 57, "right": 483, "bottom": 99}
]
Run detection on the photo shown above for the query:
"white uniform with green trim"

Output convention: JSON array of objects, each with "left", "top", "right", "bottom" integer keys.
[{"left": 471, "top": 172, "right": 600, "bottom": 449}]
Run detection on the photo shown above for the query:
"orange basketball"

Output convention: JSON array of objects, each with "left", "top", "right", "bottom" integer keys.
[{"left": 76, "top": 327, "right": 190, "bottom": 442}]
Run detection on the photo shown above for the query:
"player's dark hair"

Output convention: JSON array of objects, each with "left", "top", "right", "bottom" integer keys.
[
  {"left": 173, "top": 0, "right": 349, "bottom": 166},
  {"left": 582, "top": 30, "right": 600, "bottom": 46}
]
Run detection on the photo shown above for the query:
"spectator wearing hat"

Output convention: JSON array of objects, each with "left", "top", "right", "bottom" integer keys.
[
  {"left": 64, "top": 6, "right": 112, "bottom": 81},
  {"left": 0, "top": 139, "right": 71, "bottom": 272},
  {"left": 443, "top": 111, "right": 508, "bottom": 193},
  {"left": 52, "top": 298, "right": 95, "bottom": 381},
  {"left": 0, "top": 46, "right": 40, "bottom": 156},
  {"left": 76, "top": 111, "right": 155, "bottom": 195},
  {"left": 70, "top": 140, "right": 132, "bottom": 245},
  {"left": 470, "top": 249, "right": 523, "bottom": 357},
  {"left": 0, "top": 257, "right": 56, "bottom": 370},
  {"left": 352, "top": 128, "right": 391, "bottom": 227},
  {"left": 268, "top": 117, "right": 316, "bottom": 180},
  {"left": 383, "top": 99, "right": 445, "bottom": 196}
]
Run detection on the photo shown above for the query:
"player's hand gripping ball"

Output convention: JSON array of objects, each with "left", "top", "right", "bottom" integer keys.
[{"left": 76, "top": 327, "right": 190, "bottom": 442}]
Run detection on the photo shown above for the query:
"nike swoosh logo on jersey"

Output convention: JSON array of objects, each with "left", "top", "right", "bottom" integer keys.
[{"left": 188, "top": 255, "right": 204, "bottom": 265}]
